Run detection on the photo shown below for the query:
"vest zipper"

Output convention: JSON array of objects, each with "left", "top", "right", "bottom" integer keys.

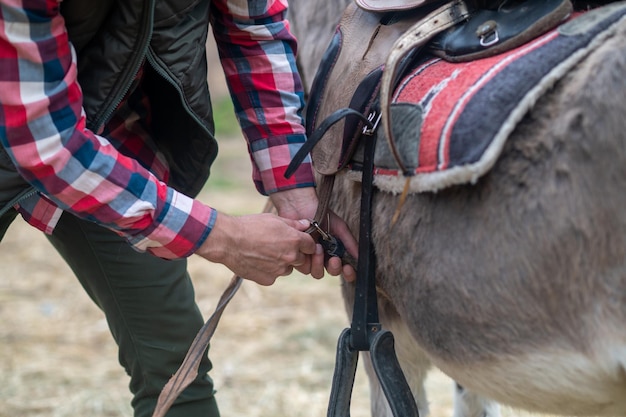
[
  {"left": 89, "top": 0, "right": 156, "bottom": 133},
  {"left": 0, "top": 187, "right": 38, "bottom": 217}
]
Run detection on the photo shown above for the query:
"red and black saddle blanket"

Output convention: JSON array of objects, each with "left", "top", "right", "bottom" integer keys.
[{"left": 350, "top": 3, "right": 626, "bottom": 194}]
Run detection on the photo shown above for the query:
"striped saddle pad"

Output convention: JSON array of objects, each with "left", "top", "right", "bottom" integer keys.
[{"left": 350, "top": 3, "right": 626, "bottom": 194}]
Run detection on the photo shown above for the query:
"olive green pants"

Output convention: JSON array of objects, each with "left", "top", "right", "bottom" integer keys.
[{"left": 2, "top": 209, "right": 219, "bottom": 417}]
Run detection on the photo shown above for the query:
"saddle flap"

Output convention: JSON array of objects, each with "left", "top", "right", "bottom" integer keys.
[
  {"left": 356, "top": 0, "right": 431, "bottom": 12},
  {"left": 307, "top": 3, "right": 420, "bottom": 175}
]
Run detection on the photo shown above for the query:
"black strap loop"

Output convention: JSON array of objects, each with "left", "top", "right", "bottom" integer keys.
[{"left": 284, "top": 108, "right": 373, "bottom": 179}]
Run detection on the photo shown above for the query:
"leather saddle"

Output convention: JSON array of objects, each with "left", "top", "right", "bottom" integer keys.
[{"left": 286, "top": 0, "right": 573, "bottom": 179}]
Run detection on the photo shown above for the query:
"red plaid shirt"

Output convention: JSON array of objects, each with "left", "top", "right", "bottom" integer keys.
[{"left": 0, "top": 0, "right": 314, "bottom": 259}]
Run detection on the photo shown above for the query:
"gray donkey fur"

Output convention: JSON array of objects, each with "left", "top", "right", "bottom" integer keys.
[{"left": 287, "top": 0, "right": 626, "bottom": 416}]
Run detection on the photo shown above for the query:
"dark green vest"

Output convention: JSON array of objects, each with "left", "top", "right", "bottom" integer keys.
[{"left": 66, "top": 0, "right": 218, "bottom": 196}]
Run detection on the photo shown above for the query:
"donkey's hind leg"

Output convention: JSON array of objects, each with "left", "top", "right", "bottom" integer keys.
[{"left": 453, "top": 383, "right": 501, "bottom": 417}]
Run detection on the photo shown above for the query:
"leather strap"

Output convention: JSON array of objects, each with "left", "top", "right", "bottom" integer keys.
[
  {"left": 305, "top": 174, "right": 336, "bottom": 242},
  {"left": 285, "top": 108, "right": 372, "bottom": 179},
  {"left": 326, "top": 329, "right": 359, "bottom": 417},
  {"left": 379, "top": 0, "right": 471, "bottom": 175},
  {"left": 369, "top": 330, "right": 419, "bottom": 417},
  {"left": 151, "top": 200, "right": 278, "bottom": 417},
  {"left": 286, "top": 108, "right": 371, "bottom": 269},
  {"left": 326, "top": 120, "right": 419, "bottom": 417},
  {"left": 293, "top": 173, "right": 357, "bottom": 266},
  {"left": 350, "top": 131, "right": 379, "bottom": 350},
  {"left": 327, "top": 329, "right": 419, "bottom": 417},
  {"left": 152, "top": 274, "right": 242, "bottom": 417}
]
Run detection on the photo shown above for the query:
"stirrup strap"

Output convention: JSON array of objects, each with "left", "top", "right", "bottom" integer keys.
[{"left": 327, "top": 127, "right": 418, "bottom": 417}]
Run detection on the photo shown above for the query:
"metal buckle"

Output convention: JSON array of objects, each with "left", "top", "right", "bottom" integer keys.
[{"left": 362, "top": 111, "right": 382, "bottom": 136}]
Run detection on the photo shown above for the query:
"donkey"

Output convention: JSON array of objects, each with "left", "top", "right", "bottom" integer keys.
[{"left": 287, "top": 1, "right": 626, "bottom": 416}]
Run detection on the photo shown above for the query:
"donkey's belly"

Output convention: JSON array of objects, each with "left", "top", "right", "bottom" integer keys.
[
  {"left": 433, "top": 342, "right": 626, "bottom": 416},
  {"left": 388, "top": 304, "right": 626, "bottom": 417}
]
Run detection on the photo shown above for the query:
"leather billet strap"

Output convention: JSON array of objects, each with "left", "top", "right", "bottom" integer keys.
[
  {"left": 286, "top": 108, "right": 372, "bottom": 269},
  {"left": 379, "top": 0, "right": 472, "bottom": 175},
  {"left": 304, "top": 174, "right": 336, "bottom": 242},
  {"left": 152, "top": 275, "right": 242, "bottom": 417},
  {"left": 306, "top": 173, "right": 359, "bottom": 269}
]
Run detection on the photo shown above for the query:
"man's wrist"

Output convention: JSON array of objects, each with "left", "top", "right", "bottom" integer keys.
[
  {"left": 195, "top": 211, "right": 236, "bottom": 264},
  {"left": 269, "top": 187, "right": 318, "bottom": 220}
]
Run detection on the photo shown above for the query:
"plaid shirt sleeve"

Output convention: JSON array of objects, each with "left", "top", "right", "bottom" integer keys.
[
  {"left": 211, "top": 0, "right": 316, "bottom": 195},
  {"left": 0, "top": 0, "right": 215, "bottom": 259}
]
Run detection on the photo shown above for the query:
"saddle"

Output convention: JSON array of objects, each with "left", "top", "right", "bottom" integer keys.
[{"left": 286, "top": 0, "right": 573, "bottom": 180}]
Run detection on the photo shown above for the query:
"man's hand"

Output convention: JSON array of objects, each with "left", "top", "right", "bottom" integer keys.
[
  {"left": 195, "top": 212, "right": 316, "bottom": 286},
  {"left": 269, "top": 187, "right": 358, "bottom": 282}
]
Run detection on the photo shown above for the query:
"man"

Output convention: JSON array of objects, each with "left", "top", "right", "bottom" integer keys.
[{"left": 0, "top": 0, "right": 357, "bottom": 416}]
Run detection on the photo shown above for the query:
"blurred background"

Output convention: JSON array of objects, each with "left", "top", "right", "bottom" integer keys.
[{"left": 0, "top": 37, "right": 552, "bottom": 417}]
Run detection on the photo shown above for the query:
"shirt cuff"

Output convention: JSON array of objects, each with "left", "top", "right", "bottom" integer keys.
[{"left": 134, "top": 191, "right": 217, "bottom": 259}]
